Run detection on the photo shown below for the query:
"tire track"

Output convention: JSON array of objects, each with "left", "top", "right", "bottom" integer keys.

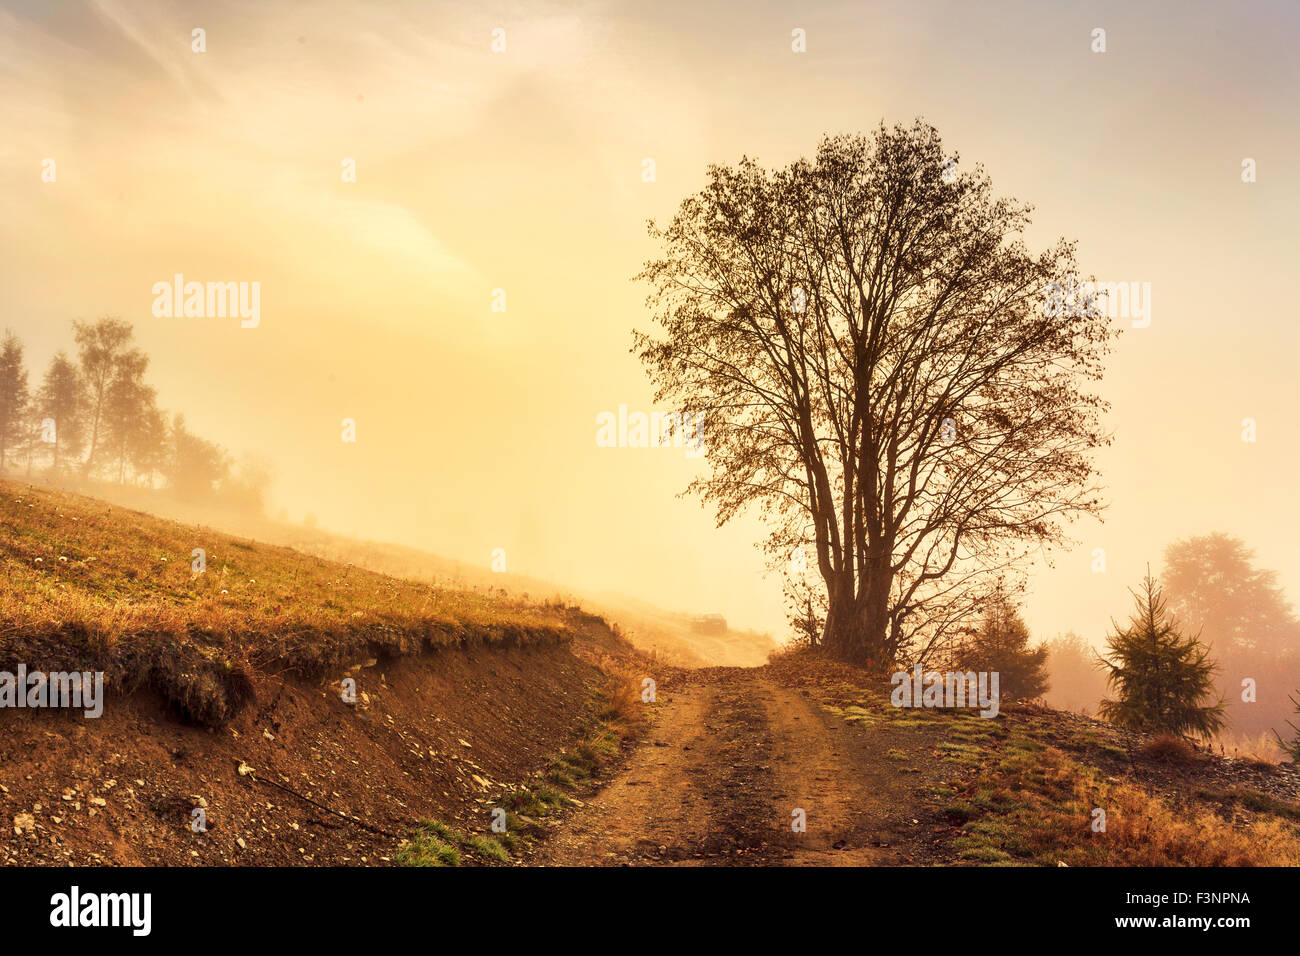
[{"left": 536, "top": 670, "right": 898, "bottom": 865}]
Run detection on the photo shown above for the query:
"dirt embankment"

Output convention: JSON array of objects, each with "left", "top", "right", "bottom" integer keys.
[{"left": 1, "top": 613, "right": 636, "bottom": 866}]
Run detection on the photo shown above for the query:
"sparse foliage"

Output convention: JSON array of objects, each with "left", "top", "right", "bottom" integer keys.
[
  {"left": 73, "top": 316, "right": 145, "bottom": 477},
  {"left": 635, "top": 121, "right": 1114, "bottom": 668}
]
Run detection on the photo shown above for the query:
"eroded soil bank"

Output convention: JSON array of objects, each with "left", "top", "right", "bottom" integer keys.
[{"left": 1, "top": 620, "right": 626, "bottom": 866}]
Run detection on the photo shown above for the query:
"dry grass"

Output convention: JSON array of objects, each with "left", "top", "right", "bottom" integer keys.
[
  {"left": 1102, "top": 782, "right": 1300, "bottom": 866},
  {"left": 589, "top": 652, "right": 648, "bottom": 724},
  {"left": 1136, "top": 733, "right": 1199, "bottom": 764},
  {"left": 1209, "top": 729, "right": 1288, "bottom": 765},
  {"left": 949, "top": 724, "right": 1300, "bottom": 865},
  {"left": 601, "top": 675, "right": 645, "bottom": 723},
  {"left": 0, "top": 480, "right": 575, "bottom": 725}
]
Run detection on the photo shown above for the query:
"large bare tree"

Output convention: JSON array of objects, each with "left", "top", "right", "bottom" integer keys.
[{"left": 634, "top": 122, "right": 1114, "bottom": 668}]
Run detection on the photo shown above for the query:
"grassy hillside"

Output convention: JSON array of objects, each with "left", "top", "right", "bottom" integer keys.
[
  {"left": 17, "top": 474, "right": 780, "bottom": 668},
  {"left": 0, "top": 480, "right": 576, "bottom": 726}
]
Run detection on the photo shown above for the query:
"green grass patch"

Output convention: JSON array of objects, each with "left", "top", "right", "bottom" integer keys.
[
  {"left": 396, "top": 821, "right": 463, "bottom": 867},
  {"left": 397, "top": 820, "right": 513, "bottom": 867}
]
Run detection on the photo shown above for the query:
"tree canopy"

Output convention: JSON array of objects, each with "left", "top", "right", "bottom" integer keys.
[{"left": 635, "top": 121, "right": 1114, "bottom": 667}]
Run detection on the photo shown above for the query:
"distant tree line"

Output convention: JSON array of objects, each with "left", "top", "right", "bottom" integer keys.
[{"left": 0, "top": 317, "right": 268, "bottom": 509}]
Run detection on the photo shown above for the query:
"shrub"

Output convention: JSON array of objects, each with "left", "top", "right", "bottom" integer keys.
[{"left": 1098, "top": 572, "right": 1225, "bottom": 740}]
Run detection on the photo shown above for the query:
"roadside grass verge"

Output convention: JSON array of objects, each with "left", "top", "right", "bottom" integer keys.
[
  {"left": 395, "top": 820, "right": 511, "bottom": 867},
  {"left": 945, "top": 719, "right": 1300, "bottom": 866},
  {"left": 398, "top": 677, "right": 645, "bottom": 866},
  {"left": 819, "top": 679, "right": 1300, "bottom": 866}
]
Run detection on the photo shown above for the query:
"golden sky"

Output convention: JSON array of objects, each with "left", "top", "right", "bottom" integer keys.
[{"left": 3, "top": 0, "right": 1298, "bottom": 642}]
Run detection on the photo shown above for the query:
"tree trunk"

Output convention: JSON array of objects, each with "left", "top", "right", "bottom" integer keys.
[
  {"left": 821, "top": 564, "right": 893, "bottom": 671},
  {"left": 821, "top": 596, "right": 861, "bottom": 663}
]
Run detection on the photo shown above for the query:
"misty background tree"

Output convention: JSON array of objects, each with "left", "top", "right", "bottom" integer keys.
[
  {"left": 103, "top": 350, "right": 158, "bottom": 484},
  {"left": 0, "top": 330, "right": 30, "bottom": 470},
  {"left": 950, "top": 591, "right": 1049, "bottom": 702},
  {"left": 1162, "top": 532, "right": 1300, "bottom": 741},
  {"left": 168, "top": 414, "right": 229, "bottom": 499},
  {"left": 0, "top": 319, "right": 268, "bottom": 512},
  {"left": 37, "top": 351, "right": 85, "bottom": 474},
  {"left": 74, "top": 317, "right": 147, "bottom": 477},
  {"left": 1042, "top": 630, "right": 1109, "bottom": 715},
  {"left": 635, "top": 121, "right": 1114, "bottom": 668}
]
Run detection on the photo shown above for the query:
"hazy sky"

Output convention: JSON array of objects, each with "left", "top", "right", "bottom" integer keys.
[{"left": 2, "top": 0, "right": 1298, "bottom": 644}]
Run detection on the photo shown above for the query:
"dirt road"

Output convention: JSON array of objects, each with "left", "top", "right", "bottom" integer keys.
[{"left": 536, "top": 669, "right": 949, "bottom": 866}]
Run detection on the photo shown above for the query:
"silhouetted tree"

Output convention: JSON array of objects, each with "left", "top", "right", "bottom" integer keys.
[
  {"left": 1099, "top": 572, "right": 1225, "bottom": 740},
  {"left": 104, "top": 353, "right": 153, "bottom": 483},
  {"left": 0, "top": 330, "right": 29, "bottom": 470},
  {"left": 36, "top": 351, "right": 85, "bottom": 473},
  {"left": 951, "top": 592, "right": 1049, "bottom": 702},
  {"left": 74, "top": 317, "right": 145, "bottom": 477},
  {"left": 635, "top": 121, "right": 1114, "bottom": 668}
]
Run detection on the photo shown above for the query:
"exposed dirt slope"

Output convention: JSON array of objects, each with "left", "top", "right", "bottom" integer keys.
[{"left": 2, "top": 601, "right": 639, "bottom": 866}]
